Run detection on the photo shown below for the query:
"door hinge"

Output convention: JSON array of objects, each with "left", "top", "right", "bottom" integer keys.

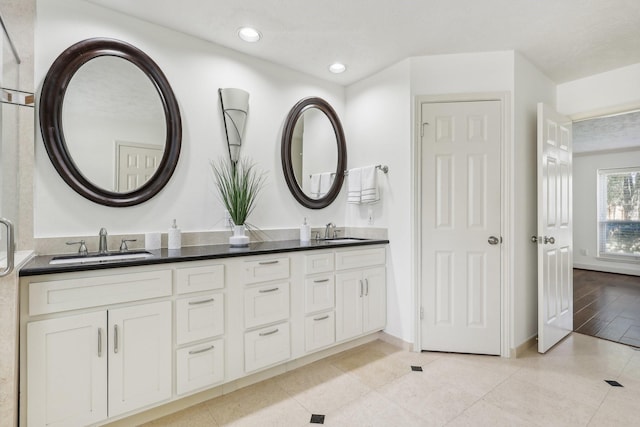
[
  {"left": 420, "top": 306, "right": 424, "bottom": 320},
  {"left": 420, "top": 122, "right": 429, "bottom": 137}
]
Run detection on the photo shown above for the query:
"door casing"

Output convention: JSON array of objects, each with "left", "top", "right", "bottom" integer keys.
[{"left": 413, "top": 92, "right": 512, "bottom": 357}]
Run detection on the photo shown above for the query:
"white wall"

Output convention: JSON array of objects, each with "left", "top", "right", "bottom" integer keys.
[
  {"left": 513, "top": 53, "right": 557, "bottom": 347},
  {"left": 346, "top": 51, "right": 526, "bottom": 345},
  {"left": 35, "top": 0, "right": 346, "bottom": 237},
  {"left": 557, "top": 63, "right": 640, "bottom": 117},
  {"left": 573, "top": 149, "right": 640, "bottom": 276},
  {"left": 558, "top": 63, "right": 640, "bottom": 276},
  {"left": 345, "top": 59, "right": 411, "bottom": 341}
]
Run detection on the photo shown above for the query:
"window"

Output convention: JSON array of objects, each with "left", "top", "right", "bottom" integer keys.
[{"left": 598, "top": 168, "right": 640, "bottom": 259}]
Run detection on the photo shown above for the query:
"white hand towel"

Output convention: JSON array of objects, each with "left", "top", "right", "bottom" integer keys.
[
  {"left": 361, "top": 165, "right": 379, "bottom": 204},
  {"left": 310, "top": 173, "right": 321, "bottom": 198},
  {"left": 347, "top": 168, "right": 362, "bottom": 204},
  {"left": 319, "top": 172, "right": 333, "bottom": 197}
]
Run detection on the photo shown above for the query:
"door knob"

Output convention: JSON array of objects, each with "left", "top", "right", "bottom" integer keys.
[
  {"left": 488, "top": 236, "right": 500, "bottom": 245},
  {"left": 544, "top": 236, "right": 555, "bottom": 244}
]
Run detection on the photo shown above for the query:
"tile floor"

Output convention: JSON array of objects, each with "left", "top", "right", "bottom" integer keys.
[
  {"left": 574, "top": 269, "right": 640, "bottom": 347},
  {"left": 144, "top": 334, "right": 640, "bottom": 426}
]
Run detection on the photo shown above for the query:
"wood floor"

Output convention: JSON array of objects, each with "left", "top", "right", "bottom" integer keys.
[{"left": 574, "top": 268, "right": 640, "bottom": 348}]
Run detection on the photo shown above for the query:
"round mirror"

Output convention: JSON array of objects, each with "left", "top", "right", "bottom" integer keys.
[
  {"left": 40, "top": 38, "right": 181, "bottom": 207},
  {"left": 281, "top": 97, "right": 347, "bottom": 209}
]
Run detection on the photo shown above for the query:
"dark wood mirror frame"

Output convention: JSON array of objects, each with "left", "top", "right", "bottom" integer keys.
[
  {"left": 39, "top": 37, "right": 182, "bottom": 207},
  {"left": 281, "top": 97, "right": 347, "bottom": 209}
]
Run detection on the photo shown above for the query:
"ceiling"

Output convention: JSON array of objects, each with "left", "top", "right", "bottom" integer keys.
[
  {"left": 574, "top": 110, "right": 640, "bottom": 153},
  {"left": 86, "top": 0, "right": 640, "bottom": 86}
]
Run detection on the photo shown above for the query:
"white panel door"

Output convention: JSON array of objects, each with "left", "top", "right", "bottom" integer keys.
[
  {"left": 537, "top": 103, "right": 573, "bottom": 353},
  {"left": 115, "top": 142, "right": 163, "bottom": 192},
  {"left": 27, "top": 312, "right": 107, "bottom": 427},
  {"left": 108, "top": 301, "right": 171, "bottom": 417},
  {"left": 420, "top": 100, "right": 502, "bottom": 355}
]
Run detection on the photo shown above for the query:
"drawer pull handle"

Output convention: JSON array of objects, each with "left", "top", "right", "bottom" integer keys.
[
  {"left": 98, "top": 328, "right": 103, "bottom": 357},
  {"left": 114, "top": 325, "right": 119, "bottom": 354},
  {"left": 365, "top": 278, "right": 369, "bottom": 296},
  {"left": 259, "top": 328, "right": 279, "bottom": 337},
  {"left": 258, "top": 260, "right": 279, "bottom": 265},
  {"left": 189, "top": 345, "right": 215, "bottom": 355},
  {"left": 359, "top": 280, "right": 364, "bottom": 297},
  {"left": 313, "top": 278, "right": 330, "bottom": 283},
  {"left": 314, "top": 315, "right": 330, "bottom": 321},
  {"left": 259, "top": 287, "right": 279, "bottom": 293},
  {"left": 189, "top": 298, "right": 215, "bottom": 305}
]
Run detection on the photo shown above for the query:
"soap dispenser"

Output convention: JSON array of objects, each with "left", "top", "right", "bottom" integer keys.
[
  {"left": 168, "top": 219, "right": 182, "bottom": 249},
  {"left": 300, "top": 217, "right": 311, "bottom": 242}
]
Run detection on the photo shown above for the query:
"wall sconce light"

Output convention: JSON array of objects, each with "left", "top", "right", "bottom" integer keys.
[{"left": 218, "top": 88, "right": 250, "bottom": 163}]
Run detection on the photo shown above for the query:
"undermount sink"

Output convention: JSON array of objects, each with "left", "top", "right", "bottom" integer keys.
[
  {"left": 49, "top": 250, "right": 154, "bottom": 265},
  {"left": 322, "top": 238, "right": 366, "bottom": 244}
]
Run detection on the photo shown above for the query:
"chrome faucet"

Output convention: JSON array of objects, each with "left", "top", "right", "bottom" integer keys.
[
  {"left": 99, "top": 228, "right": 108, "bottom": 254},
  {"left": 324, "top": 222, "right": 336, "bottom": 239}
]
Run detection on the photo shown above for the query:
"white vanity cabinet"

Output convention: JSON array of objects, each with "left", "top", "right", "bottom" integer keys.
[
  {"left": 303, "top": 251, "right": 336, "bottom": 352},
  {"left": 241, "top": 256, "right": 291, "bottom": 373},
  {"left": 335, "top": 248, "right": 386, "bottom": 342},
  {"left": 20, "top": 243, "right": 387, "bottom": 426},
  {"left": 174, "top": 263, "right": 226, "bottom": 395},
  {"left": 26, "top": 300, "right": 171, "bottom": 426}
]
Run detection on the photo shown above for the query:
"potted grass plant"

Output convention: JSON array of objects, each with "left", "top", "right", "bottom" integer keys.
[{"left": 211, "top": 157, "right": 266, "bottom": 247}]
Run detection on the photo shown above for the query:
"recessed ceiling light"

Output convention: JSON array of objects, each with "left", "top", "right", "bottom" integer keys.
[
  {"left": 328, "top": 63, "right": 347, "bottom": 74},
  {"left": 238, "top": 27, "right": 262, "bottom": 43}
]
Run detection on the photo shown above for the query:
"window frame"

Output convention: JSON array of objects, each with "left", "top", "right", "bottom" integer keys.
[{"left": 596, "top": 167, "right": 640, "bottom": 261}]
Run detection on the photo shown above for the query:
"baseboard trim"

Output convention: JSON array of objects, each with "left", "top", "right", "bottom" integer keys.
[
  {"left": 574, "top": 263, "right": 640, "bottom": 277},
  {"left": 511, "top": 335, "right": 537, "bottom": 358},
  {"left": 377, "top": 331, "right": 414, "bottom": 351}
]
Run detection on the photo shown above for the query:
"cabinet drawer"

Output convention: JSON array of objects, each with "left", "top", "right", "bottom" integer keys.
[
  {"left": 244, "top": 282, "right": 290, "bottom": 329},
  {"left": 305, "top": 311, "right": 335, "bottom": 352},
  {"left": 176, "top": 339, "right": 224, "bottom": 395},
  {"left": 305, "top": 275, "right": 335, "bottom": 314},
  {"left": 242, "top": 257, "right": 289, "bottom": 284},
  {"left": 176, "top": 293, "right": 224, "bottom": 345},
  {"left": 335, "top": 247, "right": 385, "bottom": 271},
  {"left": 29, "top": 270, "right": 172, "bottom": 315},
  {"left": 244, "top": 322, "right": 290, "bottom": 373},
  {"left": 305, "top": 252, "right": 334, "bottom": 275},
  {"left": 176, "top": 264, "right": 225, "bottom": 294}
]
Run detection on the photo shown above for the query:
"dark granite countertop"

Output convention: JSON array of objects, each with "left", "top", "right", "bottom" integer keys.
[{"left": 19, "top": 238, "right": 389, "bottom": 277}]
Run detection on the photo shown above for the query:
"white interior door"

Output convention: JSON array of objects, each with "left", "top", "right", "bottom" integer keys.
[
  {"left": 537, "top": 103, "right": 573, "bottom": 353},
  {"left": 420, "top": 100, "right": 502, "bottom": 355},
  {"left": 116, "top": 142, "right": 163, "bottom": 192}
]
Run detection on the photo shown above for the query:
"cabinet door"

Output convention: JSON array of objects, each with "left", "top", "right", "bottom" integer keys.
[
  {"left": 304, "top": 274, "right": 335, "bottom": 314},
  {"left": 176, "top": 339, "right": 224, "bottom": 395},
  {"left": 108, "top": 301, "right": 172, "bottom": 417},
  {"left": 244, "top": 322, "right": 291, "bottom": 373},
  {"left": 305, "top": 311, "right": 335, "bottom": 352},
  {"left": 176, "top": 293, "right": 224, "bottom": 345},
  {"left": 244, "top": 282, "right": 290, "bottom": 329},
  {"left": 363, "top": 267, "right": 386, "bottom": 333},
  {"left": 27, "top": 312, "right": 107, "bottom": 427},
  {"left": 335, "top": 270, "right": 364, "bottom": 341}
]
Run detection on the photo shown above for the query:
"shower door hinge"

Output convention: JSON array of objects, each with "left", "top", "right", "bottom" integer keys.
[{"left": 420, "top": 306, "right": 424, "bottom": 320}]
